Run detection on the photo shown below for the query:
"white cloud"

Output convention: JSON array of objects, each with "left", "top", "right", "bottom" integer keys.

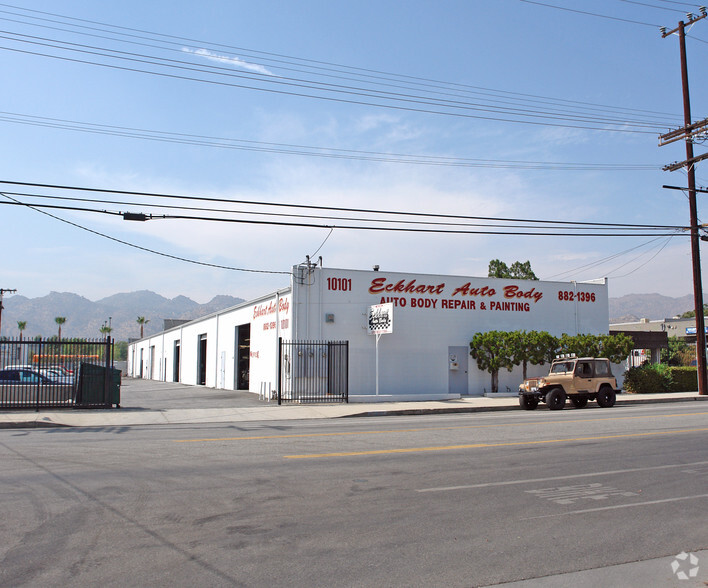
[{"left": 182, "top": 47, "right": 274, "bottom": 76}]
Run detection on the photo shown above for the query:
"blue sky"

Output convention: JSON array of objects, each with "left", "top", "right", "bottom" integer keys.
[{"left": 1, "top": 0, "right": 707, "bottom": 303}]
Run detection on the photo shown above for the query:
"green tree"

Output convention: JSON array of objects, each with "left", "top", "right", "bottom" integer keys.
[
  {"left": 661, "top": 336, "right": 694, "bottom": 366},
  {"left": 557, "top": 333, "right": 634, "bottom": 364},
  {"left": 487, "top": 259, "right": 538, "bottom": 280},
  {"left": 469, "top": 330, "right": 519, "bottom": 394},
  {"left": 99, "top": 325, "right": 113, "bottom": 338},
  {"left": 55, "top": 316, "right": 66, "bottom": 340},
  {"left": 512, "top": 330, "right": 559, "bottom": 379},
  {"left": 137, "top": 316, "right": 150, "bottom": 338},
  {"left": 558, "top": 333, "right": 601, "bottom": 358},
  {"left": 114, "top": 340, "right": 128, "bottom": 361},
  {"left": 599, "top": 333, "right": 635, "bottom": 363},
  {"left": 17, "top": 320, "right": 27, "bottom": 341},
  {"left": 679, "top": 304, "right": 708, "bottom": 319}
]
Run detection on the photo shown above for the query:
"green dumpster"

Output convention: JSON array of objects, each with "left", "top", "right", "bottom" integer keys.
[{"left": 75, "top": 363, "right": 121, "bottom": 407}]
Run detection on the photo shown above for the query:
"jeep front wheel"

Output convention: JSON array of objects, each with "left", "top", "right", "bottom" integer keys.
[
  {"left": 519, "top": 395, "right": 539, "bottom": 410},
  {"left": 546, "top": 388, "right": 566, "bottom": 410},
  {"left": 596, "top": 386, "right": 616, "bottom": 408},
  {"left": 571, "top": 396, "right": 588, "bottom": 409}
]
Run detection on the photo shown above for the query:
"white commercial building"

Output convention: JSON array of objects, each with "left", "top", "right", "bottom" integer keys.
[{"left": 127, "top": 264, "right": 610, "bottom": 401}]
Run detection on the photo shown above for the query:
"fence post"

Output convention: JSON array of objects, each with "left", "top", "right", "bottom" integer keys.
[
  {"left": 277, "top": 337, "right": 282, "bottom": 405},
  {"left": 345, "top": 340, "right": 349, "bottom": 403},
  {"left": 104, "top": 337, "right": 111, "bottom": 407},
  {"left": 35, "top": 339, "right": 43, "bottom": 412}
]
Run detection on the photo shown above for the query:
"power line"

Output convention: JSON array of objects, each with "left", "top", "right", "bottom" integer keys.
[
  {"left": 0, "top": 111, "right": 663, "bottom": 171},
  {"left": 0, "top": 2, "right": 684, "bottom": 124},
  {"left": 617, "top": 0, "right": 697, "bottom": 14},
  {"left": 0, "top": 198, "right": 686, "bottom": 237},
  {"left": 0, "top": 32, "right": 670, "bottom": 133},
  {"left": 0, "top": 180, "right": 687, "bottom": 230},
  {"left": 0, "top": 192, "right": 289, "bottom": 275},
  {"left": 606, "top": 235, "right": 675, "bottom": 277},
  {"left": 519, "top": 0, "right": 663, "bottom": 27}
]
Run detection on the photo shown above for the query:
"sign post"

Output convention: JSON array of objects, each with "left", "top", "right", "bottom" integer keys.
[{"left": 368, "top": 303, "right": 393, "bottom": 396}]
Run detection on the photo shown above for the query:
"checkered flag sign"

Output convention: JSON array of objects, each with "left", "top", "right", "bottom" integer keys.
[{"left": 368, "top": 303, "right": 393, "bottom": 334}]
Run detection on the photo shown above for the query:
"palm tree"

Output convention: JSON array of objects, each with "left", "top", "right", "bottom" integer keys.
[
  {"left": 99, "top": 325, "right": 113, "bottom": 338},
  {"left": 55, "top": 316, "right": 66, "bottom": 340},
  {"left": 17, "top": 320, "right": 27, "bottom": 341},
  {"left": 137, "top": 316, "right": 149, "bottom": 338}
]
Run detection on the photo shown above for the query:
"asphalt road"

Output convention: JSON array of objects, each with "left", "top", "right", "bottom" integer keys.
[{"left": 0, "top": 404, "right": 706, "bottom": 587}]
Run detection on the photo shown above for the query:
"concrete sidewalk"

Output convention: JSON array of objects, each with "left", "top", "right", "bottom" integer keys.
[{"left": 0, "top": 378, "right": 705, "bottom": 429}]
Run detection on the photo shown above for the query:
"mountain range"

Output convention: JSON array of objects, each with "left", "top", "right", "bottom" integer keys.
[
  {"left": 1, "top": 291, "right": 244, "bottom": 341},
  {"left": 0, "top": 290, "right": 695, "bottom": 341}
]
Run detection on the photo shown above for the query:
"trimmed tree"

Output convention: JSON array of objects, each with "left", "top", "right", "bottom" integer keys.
[
  {"left": 557, "top": 332, "right": 635, "bottom": 364},
  {"left": 599, "top": 333, "right": 635, "bottom": 363},
  {"left": 17, "top": 320, "right": 27, "bottom": 341},
  {"left": 469, "top": 330, "right": 519, "bottom": 394},
  {"left": 513, "top": 330, "right": 559, "bottom": 379}
]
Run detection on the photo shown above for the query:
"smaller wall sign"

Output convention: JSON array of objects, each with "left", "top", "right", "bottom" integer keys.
[{"left": 368, "top": 303, "right": 393, "bottom": 335}]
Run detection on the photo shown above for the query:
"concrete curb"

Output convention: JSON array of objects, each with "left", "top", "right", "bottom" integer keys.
[
  {"left": 341, "top": 394, "right": 708, "bottom": 418},
  {"left": 0, "top": 394, "right": 704, "bottom": 429}
]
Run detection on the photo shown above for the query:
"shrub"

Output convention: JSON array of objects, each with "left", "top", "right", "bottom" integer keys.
[
  {"left": 623, "top": 363, "right": 673, "bottom": 394},
  {"left": 667, "top": 367, "right": 698, "bottom": 392}
]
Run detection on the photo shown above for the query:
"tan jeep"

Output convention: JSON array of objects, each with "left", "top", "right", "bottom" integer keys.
[{"left": 518, "top": 356, "right": 619, "bottom": 410}]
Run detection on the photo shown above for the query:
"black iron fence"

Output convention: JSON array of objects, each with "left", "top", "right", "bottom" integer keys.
[
  {"left": 0, "top": 338, "right": 119, "bottom": 409},
  {"left": 278, "top": 339, "right": 349, "bottom": 404}
]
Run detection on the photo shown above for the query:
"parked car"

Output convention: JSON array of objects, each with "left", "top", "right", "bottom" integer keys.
[
  {"left": 0, "top": 368, "right": 75, "bottom": 403},
  {"left": 3, "top": 364, "right": 74, "bottom": 385},
  {"left": 518, "top": 356, "right": 620, "bottom": 410}
]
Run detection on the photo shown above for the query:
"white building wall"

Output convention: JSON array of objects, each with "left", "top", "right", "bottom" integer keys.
[
  {"left": 128, "top": 290, "right": 291, "bottom": 392},
  {"left": 291, "top": 266, "right": 609, "bottom": 398}
]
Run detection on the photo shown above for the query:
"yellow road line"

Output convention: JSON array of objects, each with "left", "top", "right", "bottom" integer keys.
[
  {"left": 173, "top": 411, "right": 708, "bottom": 444},
  {"left": 282, "top": 427, "right": 708, "bottom": 459}
]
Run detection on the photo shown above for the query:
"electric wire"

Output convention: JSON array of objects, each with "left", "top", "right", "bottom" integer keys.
[
  {"left": 0, "top": 192, "right": 683, "bottom": 233},
  {"left": 0, "top": 112, "right": 660, "bottom": 171},
  {"left": 0, "top": 32, "right": 671, "bottom": 133},
  {"left": 543, "top": 236, "right": 671, "bottom": 279},
  {"left": 519, "top": 0, "right": 664, "bottom": 27},
  {"left": 0, "top": 180, "right": 687, "bottom": 231},
  {"left": 0, "top": 199, "right": 686, "bottom": 237},
  {"left": 0, "top": 3, "right": 685, "bottom": 126},
  {"left": 0, "top": 192, "right": 289, "bottom": 275},
  {"left": 606, "top": 234, "right": 676, "bottom": 277}
]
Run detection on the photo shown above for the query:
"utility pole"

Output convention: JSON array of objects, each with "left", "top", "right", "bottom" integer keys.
[
  {"left": 660, "top": 7, "right": 708, "bottom": 396},
  {"left": 0, "top": 288, "right": 18, "bottom": 339}
]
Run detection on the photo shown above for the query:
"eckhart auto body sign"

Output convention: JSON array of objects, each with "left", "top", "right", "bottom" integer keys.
[
  {"left": 369, "top": 276, "right": 546, "bottom": 312},
  {"left": 366, "top": 275, "right": 597, "bottom": 314}
]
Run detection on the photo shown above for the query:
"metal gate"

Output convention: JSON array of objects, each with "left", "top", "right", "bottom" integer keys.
[
  {"left": 0, "top": 338, "right": 118, "bottom": 409},
  {"left": 278, "top": 339, "right": 349, "bottom": 404}
]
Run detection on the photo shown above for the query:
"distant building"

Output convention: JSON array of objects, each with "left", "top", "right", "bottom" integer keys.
[{"left": 610, "top": 316, "right": 697, "bottom": 366}]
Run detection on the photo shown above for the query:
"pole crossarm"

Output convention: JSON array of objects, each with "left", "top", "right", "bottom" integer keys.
[
  {"left": 660, "top": 9, "right": 707, "bottom": 37},
  {"left": 659, "top": 117, "right": 708, "bottom": 146},
  {"left": 663, "top": 150, "right": 708, "bottom": 171}
]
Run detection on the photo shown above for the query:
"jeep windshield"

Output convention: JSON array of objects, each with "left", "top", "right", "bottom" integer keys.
[{"left": 550, "top": 361, "right": 575, "bottom": 373}]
